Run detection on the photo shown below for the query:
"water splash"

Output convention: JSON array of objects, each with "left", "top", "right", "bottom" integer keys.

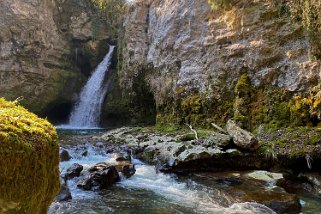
[{"left": 61, "top": 46, "right": 115, "bottom": 129}]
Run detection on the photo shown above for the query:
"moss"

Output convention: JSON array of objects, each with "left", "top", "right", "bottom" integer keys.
[
  {"left": 234, "top": 73, "right": 253, "bottom": 129},
  {"left": 0, "top": 98, "right": 60, "bottom": 214},
  {"left": 178, "top": 133, "right": 196, "bottom": 142}
]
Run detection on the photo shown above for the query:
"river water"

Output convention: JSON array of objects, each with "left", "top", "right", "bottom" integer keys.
[{"left": 49, "top": 130, "right": 321, "bottom": 214}]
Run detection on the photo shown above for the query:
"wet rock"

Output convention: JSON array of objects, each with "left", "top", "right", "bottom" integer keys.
[
  {"left": 114, "top": 161, "right": 136, "bottom": 178},
  {"left": 65, "top": 163, "right": 83, "bottom": 180},
  {"left": 60, "top": 149, "right": 72, "bottom": 162},
  {"left": 247, "top": 171, "right": 283, "bottom": 183},
  {"left": 177, "top": 146, "right": 223, "bottom": 163},
  {"left": 112, "top": 153, "right": 128, "bottom": 162},
  {"left": 54, "top": 184, "right": 72, "bottom": 202},
  {"left": 203, "top": 132, "right": 232, "bottom": 148},
  {"left": 77, "top": 163, "right": 120, "bottom": 191},
  {"left": 226, "top": 120, "right": 259, "bottom": 151},
  {"left": 81, "top": 150, "right": 88, "bottom": 157},
  {"left": 279, "top": 172, "right": 321, "bottom": 197}
]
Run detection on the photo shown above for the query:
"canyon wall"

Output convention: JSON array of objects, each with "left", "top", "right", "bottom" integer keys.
[
  {"left": 0, "top": 0, "right": 110, "bottom": 122},
  {"left": 114, "top": 0, "right": 321, "bottom": 128}
]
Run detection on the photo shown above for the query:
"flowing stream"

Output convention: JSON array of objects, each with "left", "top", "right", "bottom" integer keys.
[
  {"left": 50, "top": 135, "right": 278, "bottom": 214},
  {"left": 60, "top": 46, "right": 115, "bottom": 129}
]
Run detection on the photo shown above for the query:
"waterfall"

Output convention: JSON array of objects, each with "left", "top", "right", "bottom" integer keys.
[{"left": 65, "top": 45, "right": 115, "bottom": 129}]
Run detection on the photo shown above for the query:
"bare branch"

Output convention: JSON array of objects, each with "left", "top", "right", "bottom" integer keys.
[
  {"left": 186, "top": 124, "right": 199, "bottom": 140},
  {"left": 211, "top": 122, "right": 228, "bottom": 134}
]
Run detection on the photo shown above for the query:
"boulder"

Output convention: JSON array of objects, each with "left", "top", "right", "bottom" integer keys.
[
  {"left": 65, "top": 163, "right": 83, "bottom": 180},
  {"left": 226, "top": 120, "right": 259, "bottom": 151},
  {"left": 0, "top": 98, "right": 60, "bottom": 214},
  {"left": 54, "top": 184, "right": 72, "bottom": 202},
  {"left": 114, "top": 161, "right": 136, "bottom": 178},
  {"left": 203, "top": 132, "right": 232, "bottom": 148},
  {"left": 60, "top": 149, "right": 72, "bottom": 162},
  {"left": 77, "top": 163, "right": 120, "bottom": 191}
]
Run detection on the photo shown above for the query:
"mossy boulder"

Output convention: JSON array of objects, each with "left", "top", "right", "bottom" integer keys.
[{"left": 0, "top": 98, "right": 60, "bottom": 214}]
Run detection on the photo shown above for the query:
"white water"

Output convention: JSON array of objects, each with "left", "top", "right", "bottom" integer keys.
[
  {"left": 51, "top": 146, "right": 276, "bottom": 214},
  {"left": 60, "top": 46, "right": 115, "bottom": 129}
]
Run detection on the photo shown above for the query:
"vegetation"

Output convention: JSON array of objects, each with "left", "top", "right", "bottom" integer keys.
[
  {"left": 208, "top": 0, "right": 235, "bottom": 9},
  {"left": 0, "top": 98, "right": 60, "bottom": 213},
  {"left": 91, "top": 0, "right": 130, "bottom": 34},
  {"left": 288, "top": 0, "right": 321, "bottom": 59}
]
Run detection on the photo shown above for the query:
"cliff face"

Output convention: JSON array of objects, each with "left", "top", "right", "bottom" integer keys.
[
  {"left": 118, "top": 0, "right": 321, "bottom": 128},
  {"left": 0, "top": 0, "right": 110, "bottom": 122}
]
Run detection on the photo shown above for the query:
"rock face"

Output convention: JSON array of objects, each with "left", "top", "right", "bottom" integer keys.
[
  {"left": 115, "top": 0, "right": 321, "bottom": 127},
  {"left": 0, "top": 98, "right": 60, "bottom": 213},
  {"left": 0, "top": 0, "right": 110, "bottom": 121}
]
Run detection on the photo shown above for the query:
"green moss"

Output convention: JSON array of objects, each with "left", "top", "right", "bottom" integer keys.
[
  {"left": 234, "top": 73, "right": 253, "bottom": 129},
  {"left": 178, "top": 133, "right": 196, "bottom": 142},
  {"left": 0, "top": 98, "right": 60, "bottom": 214}
]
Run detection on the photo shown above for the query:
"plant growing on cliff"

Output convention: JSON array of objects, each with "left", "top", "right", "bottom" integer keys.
[
  {"left": 208, "top": 0, "right": 234, "bottom": 9},
  {"left": 288, "top": 0, "right": 321, "bottom": 59},
  {"left": 91, "top": 0, "right": 130, "bottom": 32}
]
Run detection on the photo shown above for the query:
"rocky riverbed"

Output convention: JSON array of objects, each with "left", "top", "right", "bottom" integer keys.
[{"left": 50, "top": 127, "right": 321, "bottom": 213}]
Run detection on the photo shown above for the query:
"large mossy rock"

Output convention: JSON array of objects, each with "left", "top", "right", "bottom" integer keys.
[{"left": 0, "top": 98, "right": 60, "bottom": 214}]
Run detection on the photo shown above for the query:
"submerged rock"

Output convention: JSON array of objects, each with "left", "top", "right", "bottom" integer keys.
[
  {"left": 0, "top": 98, "right": 60, "bottom": 213},
  {"left": 247, "top": 171, "right": 284, "bottom": 183},
  {"left": 65, "top": 163, "right": 83, "bottom": 180},
  {"left": 226, "top": 120, "right": 259, "bottom": 151},
  {"left": 77, "top": 163, "right": 120, "bottom": 191}
]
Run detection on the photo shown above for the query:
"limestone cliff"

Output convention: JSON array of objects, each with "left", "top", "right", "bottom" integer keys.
[
  {"left": 116, "top": 0, "right": 321, "bottom": 128},
  {"left": 0, "top": 0, "right": 111, "bottom": 122}
]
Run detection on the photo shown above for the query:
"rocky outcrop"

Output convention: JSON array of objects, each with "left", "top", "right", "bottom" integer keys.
[
  {"left": 77, "top": 163, "right": 120, "bottom": 191},
  {"left": 65, "top": 163, "right": 84, "bottom": 180},
  {"left": 117, "top": 0, "right": 321, "bottom": 128},
  {"left": 0, "top": 98, "right": 60, "bottom": 213},
  {"left": 0, "top": 0, "right": 111, "bottom": 122}
]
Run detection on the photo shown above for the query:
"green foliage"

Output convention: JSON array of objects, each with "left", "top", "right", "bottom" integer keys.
[
  {"left": 288, "top": 0, "right": 321, "bottom": 59},
  {"left": 234, "top": 73, "right": 253, "bottom": 129},
  {"left": 208, "top": 0, "right": 234, "bottom": 9},
  {"left": 91, "top": 0, "right": 130, "bottom": 35},
  {"left": 178, "top": 133, "right": 196, "bottom": 142},
  {"left": 0, "top": 98, "right": 60, "bottom": 213}
]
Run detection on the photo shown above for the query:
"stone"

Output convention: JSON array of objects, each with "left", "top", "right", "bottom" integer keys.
[
  {"left": 226, "top": 120, "right": 259, "bottom": 151},
  {"left": 60, "top": 149, "right": 72, "bottom": 162},
  {"left": 247, "top": 171, "right": 284, "bottom": 183},
  {"left": 112, "top": 153, "right": 128, "bottom": 162},
  {"left": 203, "top": 132, "right": 232, "bottom": 148},
  {"left": 0, "top": 98, "right": 60, "bottom": 214},
  {"left": 114, "top": 161, "right": 136, "bottom": 178},
  {"left": 78, "top": 163, "right": 120, "bottom": 191},
  {"left": 54, "top": 184, "right": 72, "bottom": 202},
  {"left": 65, "top": 163, "right": 83, "bottom": 179}
]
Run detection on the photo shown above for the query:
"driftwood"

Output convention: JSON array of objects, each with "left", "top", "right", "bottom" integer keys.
[
  {"left": 211, "top": 122, "right": 228, "bottom": 134},
  {"left": 186, "top": 124, "right": 199, "bottom": 140},
  {"left": 226, "top": 120, "right": 259, "bottom": 151}
]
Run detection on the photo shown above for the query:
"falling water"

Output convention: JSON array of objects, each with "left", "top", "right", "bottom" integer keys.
[{"left": 67, "top": 45, "right": 115, "bottom": 128}]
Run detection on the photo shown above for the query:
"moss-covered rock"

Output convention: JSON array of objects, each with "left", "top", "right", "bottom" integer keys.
[{"left": 0, "top": 98, "right": 60, "bottom": 214}]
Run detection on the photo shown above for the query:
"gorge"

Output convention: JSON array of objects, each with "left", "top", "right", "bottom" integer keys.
[{"left": 1, "top": 0, "right": 321, "bottom": 213}]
